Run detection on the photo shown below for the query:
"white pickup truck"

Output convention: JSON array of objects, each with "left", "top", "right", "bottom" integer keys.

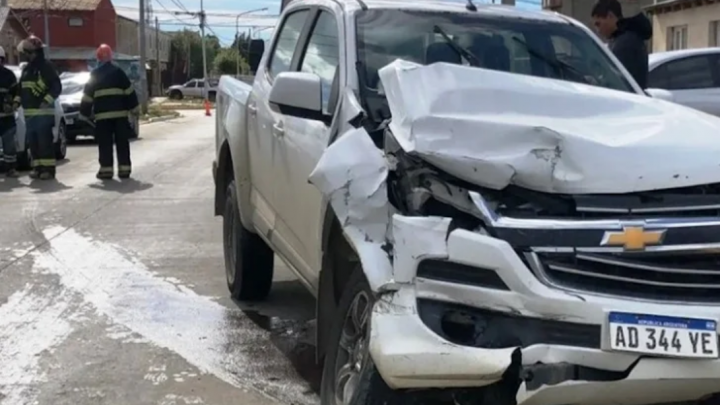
[{"left": 214, "top": 1, "right": 720, "bottom": 404}]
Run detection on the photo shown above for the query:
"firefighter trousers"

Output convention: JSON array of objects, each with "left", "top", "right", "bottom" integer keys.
[
  {"left": 27, "top": 115, "right": 56, "bottom": 175},
  {"left": 96, "top": 117, "right": 132, "bottom": 175},
  {"left": 1, "top": 124, "right": 17, "bottom": 170}
]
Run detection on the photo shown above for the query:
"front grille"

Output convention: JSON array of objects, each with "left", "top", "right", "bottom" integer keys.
[
  {"left": 63, "top": 105, "right": 79, "bottom": 113},
  {"left": 530, "top": 251, "right": 720, "bottom": 303}
]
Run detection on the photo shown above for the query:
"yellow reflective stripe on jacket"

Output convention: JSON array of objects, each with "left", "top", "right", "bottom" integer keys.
[
  {"left": 43, "top": 95, "right": 54, "bottom": 104},
  {"left": 94, "top": 88, "right": 126, "bottom": 98},
  {"left": 24, "top": 108, "right": 56, "bottom": 116},
  {"left": 32, "top": 158, "right": 56, "bottom": 167},
  {"left": 82, "top": 95, "right": 93, "bottom": 103},
  {"left": 95, "top": 110, "right": 129, "bottom": 120},
  {"left": 22, "top": 81, "right": 41, "bottom": 92},
  {"left": 0, "top": 112, "right": 12, "bottom": 117},
  {"left": 124, "top": 86, "right": 135, "bottom": 95},
  {"left": 0, "top": 88, "right": 7, "bottom": 93}
]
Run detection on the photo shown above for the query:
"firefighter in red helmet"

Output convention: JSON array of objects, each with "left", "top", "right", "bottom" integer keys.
[
  {"left": 79, "top": 44, "right": 139, "bottom": 179},
  {"left": 17, "top": 35, "right": 61, "bottom": 180}
]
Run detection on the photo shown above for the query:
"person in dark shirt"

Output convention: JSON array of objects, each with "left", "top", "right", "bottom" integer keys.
[
  {"left": 591, "top": 0, "right": 653, "bottom": 89},
  {"left": 0, "top": 46, "right": 20, "bottom": 177}
]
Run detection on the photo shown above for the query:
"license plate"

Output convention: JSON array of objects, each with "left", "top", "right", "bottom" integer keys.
[
  {"left": 65, "top": 118, "right": 74, "bottom": 125},
  {"left": 609, "top": 312, "right": 718, "bottom": 358}
]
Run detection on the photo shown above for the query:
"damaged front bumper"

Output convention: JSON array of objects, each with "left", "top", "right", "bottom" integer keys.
[
  {"left": 309, "top": 127, "right": 720, "bottom": 405},
  {"left": 370, "top": 214, "right": 720, "bottom": 405}
]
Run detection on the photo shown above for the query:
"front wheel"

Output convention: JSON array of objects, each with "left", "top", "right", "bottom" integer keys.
[{"left": 320, "top": 266, "right": 399, "bottom": 405}]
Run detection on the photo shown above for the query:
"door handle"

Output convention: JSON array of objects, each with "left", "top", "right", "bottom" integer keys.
[
  {"left": 248, "top": 104, "right": 257, "bottom": 116},
  {"left": 272, "top": 122, "right": 285, "bottom": 137}
]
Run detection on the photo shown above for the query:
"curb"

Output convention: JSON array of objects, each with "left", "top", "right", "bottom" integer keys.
[
  {"left": 156, "top": 105, "right": 210, "bottom": 111},
  {"left": 141, "top": 114, "right": 181, "bottom": 124}
]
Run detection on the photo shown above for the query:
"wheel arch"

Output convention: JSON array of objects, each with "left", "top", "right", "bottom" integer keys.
[
  {"left": 316, "top": 204, "right": 358, "bottom": 363},
  {"left": 214, "top": 140, "right": 233, "bottom": 216}
]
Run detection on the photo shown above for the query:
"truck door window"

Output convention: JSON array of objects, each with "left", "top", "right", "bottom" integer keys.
[
  {"left": 299, "top": 11, "right": 339, "bottom": 114},
  {"left": 268, "top": 10, "right": 310, "bottom": 78}
]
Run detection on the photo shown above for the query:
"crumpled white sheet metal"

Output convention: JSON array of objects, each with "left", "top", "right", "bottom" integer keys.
[
  {"left": 308, "top": 127, "right": 395, "bottom": 292},
  {"left": 379, "top": 59, "right": 720, "bottom": 194}
]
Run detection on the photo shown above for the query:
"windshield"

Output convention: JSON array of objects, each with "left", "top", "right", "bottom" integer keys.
[{"left": 355, "top": 9, "right": 634, "bottom": 94}]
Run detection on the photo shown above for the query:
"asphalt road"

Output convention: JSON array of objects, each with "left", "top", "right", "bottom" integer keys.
[{"left": 0, "top": 110, "right": 321, "bottom": 405}]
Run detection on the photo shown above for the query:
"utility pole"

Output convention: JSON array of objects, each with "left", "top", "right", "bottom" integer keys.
[
  {"left": 155, "top": 16, "right": 160, "bottom": 96},
  {"left": 139, "top": 0, "right": 148, "bottom": 113},
  {"left": 199, "top": 0, "right": 208, "bottom": 101},
  {"left": 43, "top": 0, "right": 50, "bottom": 59}
]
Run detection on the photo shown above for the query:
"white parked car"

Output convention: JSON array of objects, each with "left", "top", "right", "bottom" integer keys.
[
  {"left": 215, "top": 1, "right": 720, "bottom": 405},
  {"left": 648, "top": 47, "right": 720, "bottom": 116},
  {"left": 1, "top": 64, "right": 67, "bottom": 170},
  {"left": 165, "top": 78, "right": 219, "bottom": 100}
]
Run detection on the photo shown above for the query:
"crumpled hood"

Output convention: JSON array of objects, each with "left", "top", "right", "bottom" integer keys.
[
  {"left": 379, "top": 60, "right": 720, "bottom": 194},
  {"left": 615, "top": 12, "right": 652, "bottom": 41}
]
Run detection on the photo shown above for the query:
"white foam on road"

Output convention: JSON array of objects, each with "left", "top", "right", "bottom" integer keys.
[
  {"left": 0, "top": 284, "right": 75, "bottom": 405},
  {"left": 31, "top": 226, "right": 315, "bottom": 405}
]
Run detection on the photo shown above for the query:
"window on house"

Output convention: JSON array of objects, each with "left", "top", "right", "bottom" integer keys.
[
  {"left": 68, "top": 17, "right": 83, "bottom": 27},
  {"left": 667, "top": 25, "right": 688, "bottom": 50},
  {"left": 710, "top": 21, "right": 720, "bottom": 46}
]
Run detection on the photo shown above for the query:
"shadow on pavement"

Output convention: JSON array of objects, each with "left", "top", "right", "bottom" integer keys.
[
  {"left": 29, "top": 178, "right": 73, "bottom": 193},
  {"left": 88, "top": 178, "right": 154, "bottom": 193},
  {"left": 0, "top": 177, "right": 22, "bottom": 192},
  {"left": 231, "top": 279, "right": 322, "bottom": 394}
]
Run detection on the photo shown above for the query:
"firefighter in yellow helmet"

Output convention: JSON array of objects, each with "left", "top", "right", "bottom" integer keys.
[
  {"left": 17, "top": 35, "right": 61, "bottom": 180},
  {"left": 79, "top": 44, "right": 139, "bottom": 180}
]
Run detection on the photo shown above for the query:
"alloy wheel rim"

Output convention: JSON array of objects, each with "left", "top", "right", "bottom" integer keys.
[{"left": 334, "top": 290, "right": 370, "bottom": 405}]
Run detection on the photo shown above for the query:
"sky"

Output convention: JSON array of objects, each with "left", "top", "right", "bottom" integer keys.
[{"left": 112, "top": 0, "right": 541, "bottom": 47}]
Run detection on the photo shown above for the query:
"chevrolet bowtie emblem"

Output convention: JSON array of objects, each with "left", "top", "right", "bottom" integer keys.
[{"left": 600, "top": 226, "right": 666, "bottom": 251}]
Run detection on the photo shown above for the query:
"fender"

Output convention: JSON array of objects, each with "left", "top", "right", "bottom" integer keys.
[{"left": 214, "top": 78, "right": 255, "bottom": 231}]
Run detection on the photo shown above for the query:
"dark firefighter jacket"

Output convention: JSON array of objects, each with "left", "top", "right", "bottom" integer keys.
[
  {"left": 80, "top": 62, "right": 139, "bottom": 121},
  {"left": 0, "top": 66, "right": 19, "bottom": 129},
  {"left": 19, "top": 52, "right": 61, "bottom": 117}
]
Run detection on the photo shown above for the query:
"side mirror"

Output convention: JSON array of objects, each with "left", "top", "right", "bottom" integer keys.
[
  {"left": 248, "top": 39, "right": 265, "bottom": 74},
  {"left": 269, "top": 72, "right": 324, "bottom": 121},
  {"left": 645, "top": 88, "right": 675, "bottom": 102}
]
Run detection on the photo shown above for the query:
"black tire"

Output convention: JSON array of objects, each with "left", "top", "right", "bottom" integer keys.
[
  {"left": 169, "top": 90, "right": 183, "bottom": 100},
  {"left": 55, "top": 122, "right": 67, "bottom": 160},
  {"left": 223, "top": 180, "right": 274, "bottom": 301},
  {"left": 17, "top": 150, "right": 31, "bottom": 171},
  {"left": 320, "top": 266, "right": 400, "bottom": 405}
]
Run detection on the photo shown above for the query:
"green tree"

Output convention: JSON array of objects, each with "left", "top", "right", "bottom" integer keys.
[
  {"left": 170, "top": 29, "right": 223, "bottom": 80},
  {"left": 213, "top": 47, "right": 249, "bottom": 75}
]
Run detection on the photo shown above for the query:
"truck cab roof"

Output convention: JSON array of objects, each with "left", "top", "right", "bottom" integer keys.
[{"left": 291, "top": 0, "right": 570, "bottom": 24}]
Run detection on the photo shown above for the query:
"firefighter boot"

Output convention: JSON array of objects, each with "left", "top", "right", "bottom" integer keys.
[
  {"left": 118, "top": 165, "right": 131, "bottom": 179},
  {"left": 96, "top": 167, "right": 113, "bottom": 180},
  {"left": 5, "top": 168, "right": 19, "bottom": 178}
]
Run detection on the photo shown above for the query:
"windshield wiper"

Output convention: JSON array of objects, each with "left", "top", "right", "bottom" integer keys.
[
  {"left": 511, "top": 36, "right": 586, "bottom": 82},
  {"left": 433, "top": 25, "right": 482, "bottom": 67}
]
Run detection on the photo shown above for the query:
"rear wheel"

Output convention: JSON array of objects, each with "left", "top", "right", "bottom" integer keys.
[
  {"left": 55, "top": 121, "right": 67, "bottom": 160},
  {"left": 222, "top": 180, "right": 274, "bottom": 301},
  {"left": 169, "top": 90, "right": 183, "bottom": 100}
]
